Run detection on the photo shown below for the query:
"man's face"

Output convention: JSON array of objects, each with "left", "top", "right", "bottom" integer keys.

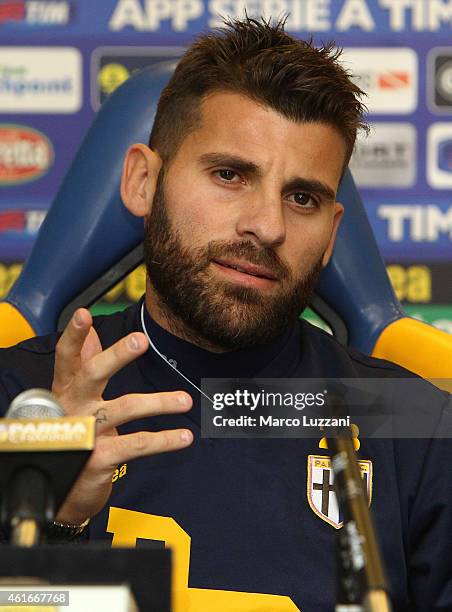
[{"left": 143, "top": 92, "right": 345, "bottom": 350}]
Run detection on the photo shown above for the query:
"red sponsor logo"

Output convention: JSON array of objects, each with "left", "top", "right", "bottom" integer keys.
[
  {"left": 0, "top": 1, "right": 25, "bottom": 23},
  {"left": 0, "top": 210, "right": 25, "bottom": 231},
  {"left": 0, "top": 209, "right": 45, "bottom": 233},
  {"left": 378, "top": 71, "right": 410, "bottom": 90},
  {"left": 0, "top": 124, "right": 53, "bottom": 185}
]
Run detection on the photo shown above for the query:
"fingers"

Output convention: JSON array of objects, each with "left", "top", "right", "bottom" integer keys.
[
  {"left": 100, "top": 428, "right": 193, "bottom": 465},
  {"left": 55, "top": 307, "right": 150, "bottom": 399},
  {"left": 95, "top": 391, "right": 192, "bottom": 432},
  {"left": 53, "top": 309, "right": 93, "bottom": 390},
  {"left": 78, "top": 332, "right": 149, "bottom": 397}
]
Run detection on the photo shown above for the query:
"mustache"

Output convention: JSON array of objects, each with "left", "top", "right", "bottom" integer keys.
[{"left": 201, "top": 240, "right": 290, "bottom": 280}]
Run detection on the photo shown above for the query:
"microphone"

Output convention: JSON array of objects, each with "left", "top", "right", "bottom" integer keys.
[
  {"left": 325, "top": 392, "right": 392, "bottom": 612},
  {"left": 0, "top": 389, "right": 95, "bottom": 547},
  {"left": 6, "top": 388, "right": 66, "bottom": 419}
]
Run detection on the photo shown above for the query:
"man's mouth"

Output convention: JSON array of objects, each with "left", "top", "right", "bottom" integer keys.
[{"left": 212, "top": 258, "right": 278, "bottom": 287}]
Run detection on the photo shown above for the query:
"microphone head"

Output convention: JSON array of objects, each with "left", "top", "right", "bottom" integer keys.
[{"left": 6, "top": 389, "right": 66, "bottom": 419}]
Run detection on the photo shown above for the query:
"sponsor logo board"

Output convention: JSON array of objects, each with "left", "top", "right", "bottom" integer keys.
[
  {"left": 0, "top": 1, "right": 70, "bottom": 26},
  {"left": 386, "top": 263, "right": 452, "bottom": 305},
  {"left": 376, "top": 203, "right": 452, "bottom": 243},
  {"left": 108, "top": 0, "right": 203, "bottom": 32},
  {"left": 341, "top": 48, "right": 418, "bottom": 114},
  {"left": 0, "top": 207, "right": 47, "bottom": 262},
  {"left": 105, "top": 0, "right": 452, "bottom": 34},
  {"left": 0, "top": 261, "right": 22, "bottom": 298},
  {"left": 0, "top": 124, "right": 53, "bottom": 185},
  {"left": 427, "top": 123, "right": 452, "bottom": 189},
  {"left": 350, "top": 122, "right": 416, "bottom": 187},
  {"left": 405, "top": 305, "right": 452, "bottom": 335},
  {"left": 0, "top": 47, "right": 82, "bottom": 113},
  {"left": 363, "top": 201, "right": 452, "bottom": 261},
  {"left": 91, "top": 46, "right": 184, "bottom": 110},
  {"left": 428, "top": 47, "right": 452, "bottom": 113},
  {"left": 0, "top": 208, "right": 46, "bottom": 233}
]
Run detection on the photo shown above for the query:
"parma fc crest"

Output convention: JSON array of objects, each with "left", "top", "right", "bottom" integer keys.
[{"left": 307, "top": 454, "right": 373, "bottom": 529}]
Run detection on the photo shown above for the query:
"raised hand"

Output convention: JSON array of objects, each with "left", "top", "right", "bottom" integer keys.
[{"left": 53, "top": 307, "right": 193, "bottom": 525}]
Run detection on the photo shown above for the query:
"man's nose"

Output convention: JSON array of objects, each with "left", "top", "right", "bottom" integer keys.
[{"left": 235, "top": 188, "right": 286, "bottom": 248}]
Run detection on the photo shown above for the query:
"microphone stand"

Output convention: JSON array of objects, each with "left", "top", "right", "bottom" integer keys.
[
  {"left": 1, "top": 389, "right": 95, "bottom": 548},
  {"left": 7, "top": 467, "right": 54, "bottom": 547},
  {"left": 326, "top": 396, "right": 392, "bottom": 612}
]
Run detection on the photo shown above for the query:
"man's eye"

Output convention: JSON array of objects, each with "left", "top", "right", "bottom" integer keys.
[
  {"left": 289, "top": 192, "right": 317, "bottom": 208},
  {"left": 216, "top": 169, "right": 238, "bottom": 182}
]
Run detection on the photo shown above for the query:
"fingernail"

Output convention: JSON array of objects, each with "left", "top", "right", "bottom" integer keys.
[
  {"left": 180, "top": 430, "right": 192, "bottom": 444},
  {"left": 128, "top": 335, "right": 140, "bottom": 351},
  {"left": 74, "top": 312, "right": 83, "bottom": 327},
  {"left": 178, "top": 393, "right": 191, "bottom": 408}
]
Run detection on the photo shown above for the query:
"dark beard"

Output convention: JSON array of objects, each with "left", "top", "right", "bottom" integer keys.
[{"left": 143, "top": 172, "right": 323, "bottom": 351}]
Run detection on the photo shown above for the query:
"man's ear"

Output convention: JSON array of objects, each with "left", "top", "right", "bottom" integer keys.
[
  {"left": 120, "top": 144, "right": 162, "bottom": 217},
  {"left": 322, "top": 202, "right": 344, "bottom": 267}
]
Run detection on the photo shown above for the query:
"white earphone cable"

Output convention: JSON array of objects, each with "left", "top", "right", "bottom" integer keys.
[{"left": 140, "top": 303, "right": 213, "bottom": 404}]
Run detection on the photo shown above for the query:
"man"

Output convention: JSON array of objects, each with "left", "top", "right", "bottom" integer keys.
[{"left": 0, "top": 17, "right": 451, "bottom": 611}]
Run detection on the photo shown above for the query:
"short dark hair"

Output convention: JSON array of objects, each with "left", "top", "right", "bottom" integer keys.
[{"left": 149, "top": 17, "right": 367, "bottom": 170}]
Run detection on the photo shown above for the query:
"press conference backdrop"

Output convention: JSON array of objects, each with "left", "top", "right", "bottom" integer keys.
[{"left": 0, "top": 0, "right": 451, "bottom": 332}]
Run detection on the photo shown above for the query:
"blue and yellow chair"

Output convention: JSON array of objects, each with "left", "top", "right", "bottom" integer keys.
[{"left": 0, "top": 62, "right": 451, "bottom": 383}]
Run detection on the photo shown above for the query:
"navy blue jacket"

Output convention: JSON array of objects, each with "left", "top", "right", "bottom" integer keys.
[{"left": 0, "top": 301, "right": 451, "bottom": 611}]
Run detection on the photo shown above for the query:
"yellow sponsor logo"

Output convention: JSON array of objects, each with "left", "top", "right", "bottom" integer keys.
[
  {"left": 0, "top": 417, "right": 95, "bottom": 451},
  {"left": 112, "top": 463, "right": 128, "bottom": 483},
  {"left": 387, "top": 264, "right": 432, "bottom": 303},
  {"left": 98, "top": 63, "right": 130, "bottom": 95}
]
